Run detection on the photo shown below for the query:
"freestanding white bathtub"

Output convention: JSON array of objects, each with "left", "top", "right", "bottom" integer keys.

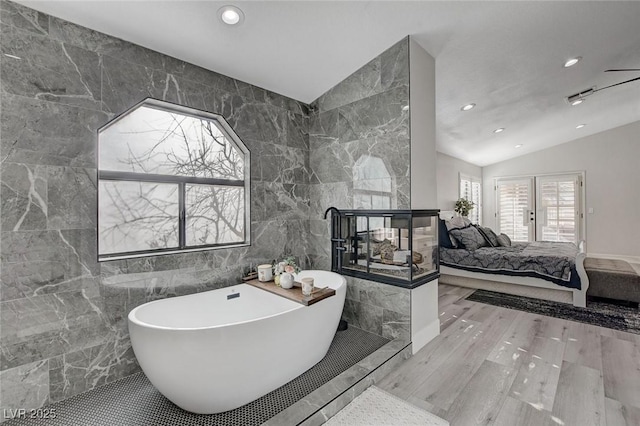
[{"left": 128, "top": 270, "right": 346, "bottom": 414}]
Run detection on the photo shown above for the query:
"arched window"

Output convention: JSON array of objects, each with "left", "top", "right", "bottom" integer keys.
[
  {"left": 98, "top": 99, "right": 250, "bottom": 260},
  {"left": 353, "top": 154, "right": 393, "bottom": 209}
]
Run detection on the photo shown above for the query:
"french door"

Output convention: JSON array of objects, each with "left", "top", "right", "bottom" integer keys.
[
  {"left": 496, "top": 173, "right": 583, "bottom": 244},
  {"left": 496, "top": 178, "right": 535, "bottom": 242},
  {"left": 536, "top": 175, "right": 582, "bottom": 243}
]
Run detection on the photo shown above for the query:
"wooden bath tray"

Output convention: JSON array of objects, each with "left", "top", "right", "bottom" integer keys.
[{"left": 245, "top": 279, "right": 335, "bottom": 306}]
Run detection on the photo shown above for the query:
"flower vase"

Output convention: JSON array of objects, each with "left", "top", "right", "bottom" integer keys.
[
  {"left": 274, "top": 275, "right": 281, "bottom": 286},
  {"left": 280, "top": 272, "right": 294, "bottom": 289}
]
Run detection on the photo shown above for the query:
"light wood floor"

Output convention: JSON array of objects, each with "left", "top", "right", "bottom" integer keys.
[{"left": 378, "top": 284, "right": 640, "bottom": 426}]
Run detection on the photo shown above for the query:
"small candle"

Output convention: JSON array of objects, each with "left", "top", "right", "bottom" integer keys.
[
  {"left": 301, "top": 277, "right": 314, "bottom": 296},
  {"left": 257, "top": 264, "right": 273, "bottom": 282}
]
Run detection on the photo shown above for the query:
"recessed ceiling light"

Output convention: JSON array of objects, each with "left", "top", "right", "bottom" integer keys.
[
  {"left": 461, "top": 103, "right": 476, "bottom": 111},
  {"left": 567, "top": 88, "right": 595, "bottom": 106},
  {"left": 576, "top": 124, "right": 586, "bottom": 129},
  {"left": 218, "top": 5, "right": 245, "bottom": 26},
  {"left": 514, "top": 144, "right": 523, "bottom": 149},
  {"left": 564, "top": 57, "right": 582, "bottom": 68},
  {"left": 402, "top": 105, "right": 410, "bottom": 111},
  {"left": 493, "top": 128, "right": 505, "bottom": 134}
]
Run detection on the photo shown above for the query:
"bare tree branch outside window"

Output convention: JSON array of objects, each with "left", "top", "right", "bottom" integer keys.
[{"left": 98, "top": 101, "right": 248, "bottom": 258}]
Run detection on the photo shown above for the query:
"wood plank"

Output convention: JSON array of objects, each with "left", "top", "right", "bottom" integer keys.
[
  {"left": 455, "top": 299, "right": 502, "bottom": 323},
  {"left": 378, "top": 317, "right": 482, "bottom": 399},
  {"left": 564, "top": 322, "right": 603, "bottom": 370},
  {"left": 594, "top": 325, "right": 640, "bottom": 345},
  {"left": 444, "top": 360, "right": 516, "bottom": 426},
  {"left": 552, "top": 361, "right": 606, "bottom": 426},
  {"left": 601, "top": 336, "right": 640, "bottom": 409},
  {"left": 487, "top": 312, "right": 566, "bottom": 369},
  {"left": 492, "top": 314, "right": 568, "bottom": 412},
  {"left": 245, "top": 279, "right": 335, "bottom": 306},
  {"left": 493, "top": 396, "right": 558, "bottom": 426},
  {"left": 605, "top": 397, "right": 640, "bottom": 426},
  {"left": 439, "top": 302, "right": 471, "bottom": 332},
  {"left": 518, "top": 312, "right": 570, "bottom": 342},
  {"left": 408, "top": 308, "right": 518, "bottom": 411},
  {"left": 378, "top": 285, "right": 495, "bottom": 399},
  {"left": 509, "top": 353, "right": 562, "bottom": 412},
  {"left": 438, "top": 284, "right": 475, "bottom": 308},
  {"left": 402, "top": 395, "right": 448, "bottom": 421},
  {"left": 438, "top": 292, "right": 466, "bottom": 309}
]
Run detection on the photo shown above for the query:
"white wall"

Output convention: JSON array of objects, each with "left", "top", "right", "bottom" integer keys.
[
  {"left": 482, "top": 120, "right": 640, "bottom": 258},
  {"left": 410, "top": 281, "right": 440, "bottom": 355},
  {"left": 409, "top": 38, "right": 437, "bottom": 208},
  {"left": 436, "top": 152, "right": 482, "bottom": 212},
  {"left": 408, "top": 38, "right": 440, "bottom": 350}
]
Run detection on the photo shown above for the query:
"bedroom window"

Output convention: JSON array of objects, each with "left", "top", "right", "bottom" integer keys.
[
  {"left": 459, "top": 174, "right": 482, "bottom": 225},
  {"left": 97, "top": 98, "right": 250, "bottom": 260}
]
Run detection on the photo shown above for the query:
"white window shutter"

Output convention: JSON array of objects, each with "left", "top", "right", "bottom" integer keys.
[
  {"left": 496, "top": 179, "right": 532, "bottom": 242},
  {"left": 459, "top": 174, "right": 482, "bottom": 225}
]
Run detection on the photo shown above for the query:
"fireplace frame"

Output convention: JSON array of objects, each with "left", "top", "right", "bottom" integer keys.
[{"left": 327, "top": 209, "right": 440, "bottom": 289}]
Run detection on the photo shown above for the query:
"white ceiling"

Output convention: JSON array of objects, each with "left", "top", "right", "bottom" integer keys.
[{"left": 18, "top": 1, "right": 640, "bottom": 166}]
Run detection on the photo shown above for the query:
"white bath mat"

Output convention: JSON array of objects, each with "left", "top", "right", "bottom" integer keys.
[{"left": 324, "top": 386, "right": 449, "bottom": 426}]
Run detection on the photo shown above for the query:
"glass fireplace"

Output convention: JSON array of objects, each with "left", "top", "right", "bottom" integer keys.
[{"left": 327, "top": 209, "right": 439, "bottom": 288}]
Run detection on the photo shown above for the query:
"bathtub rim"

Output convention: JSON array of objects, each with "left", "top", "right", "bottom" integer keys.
[
  {"left": 128, "top": 284, "right": 301, "bottom": 331},
  {"left": 128, "top": 271, "right": 346, "bottom": 332}
]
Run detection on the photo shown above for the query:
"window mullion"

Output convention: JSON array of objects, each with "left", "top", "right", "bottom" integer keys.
[
  {"left": 98, "top": 170, "right": 244, "bottom": 187},
  {"left": 179, "top": 182, "right": 186, "bottom": 248}
]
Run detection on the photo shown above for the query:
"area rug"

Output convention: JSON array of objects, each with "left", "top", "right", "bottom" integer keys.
[
  {"left": 466, "top": 289, "right": 640, "bottom": 335},
  {"left": 324, "top": 386, "right": 449, "bottom": 426}
]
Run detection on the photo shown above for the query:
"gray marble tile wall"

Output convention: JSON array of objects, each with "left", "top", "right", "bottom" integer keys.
[
  {"left": 307, "top": 38, "right": 412, "bottom": 339},
  {"left": 0, "top": 0, "right": 311, "bottom": 416},
  {"left": 342, "top": 277, "right": 411, "bottom": 341}
]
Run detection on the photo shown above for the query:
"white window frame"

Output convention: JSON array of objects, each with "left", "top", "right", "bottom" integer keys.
[{"left": 459, "top": 173, "right": 482, "bottom": 225}]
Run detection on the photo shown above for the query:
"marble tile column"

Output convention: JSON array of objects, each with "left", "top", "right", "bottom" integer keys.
[{"left": 307, "top": 38, "right": 412, "bottom": 339}]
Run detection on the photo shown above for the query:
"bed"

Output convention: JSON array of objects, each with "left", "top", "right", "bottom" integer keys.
[{"left": 438, "top": 215, "right": 589, "bottom": 307}]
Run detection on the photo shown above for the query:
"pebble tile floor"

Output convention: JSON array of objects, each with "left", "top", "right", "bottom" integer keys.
[{"left": 4, "top": 327, "right": 388, "bottom": 426}]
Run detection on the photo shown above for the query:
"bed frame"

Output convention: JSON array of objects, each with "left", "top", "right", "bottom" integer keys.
[{"left": 439, "top": 241, "right": 590, "bottom": 307}]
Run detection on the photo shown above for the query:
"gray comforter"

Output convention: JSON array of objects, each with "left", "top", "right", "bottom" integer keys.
[{"left": 440, "top": 241, "right": 580, "bottom": 288}]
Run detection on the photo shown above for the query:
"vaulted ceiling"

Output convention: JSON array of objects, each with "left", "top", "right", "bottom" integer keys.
[{"left": 18, "top": 1, "right": 640, "bottom": 166}]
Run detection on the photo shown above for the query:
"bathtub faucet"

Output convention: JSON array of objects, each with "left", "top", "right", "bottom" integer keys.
[
  {"left": 323, "top": 207, "right": 344, "bottom": 273},
  {"left": 323, "top": 206, "right": 341, "bottom": 219}
]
